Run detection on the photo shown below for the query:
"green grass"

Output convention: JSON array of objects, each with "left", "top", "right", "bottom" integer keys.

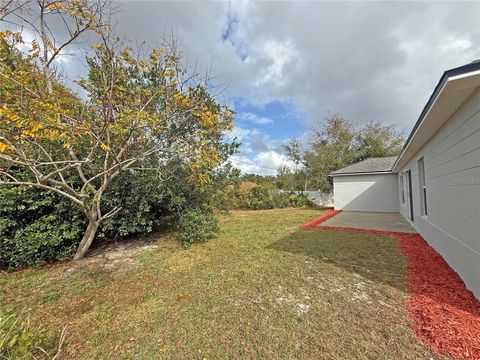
[{"left": 0, "top": 208, "right": 445, "bottom": 359}]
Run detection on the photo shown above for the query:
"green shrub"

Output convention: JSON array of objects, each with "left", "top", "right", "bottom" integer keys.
[
  {"left": 0, "top": 171, "right": 169, "bottom": 269},
  {"left": 0, "top": 187, "right": 85, "bottom": 269},
  {"left": 0, "top": 159, "right": 237, "bottom": 269},
  {"left": 0, "top": 173, "right": 168, "bottom": 269},
  {"left": 211, "top": 188, "right": 237, "bottom": 214},
  {"left": 249, "top": 187, "right": 274, "bottom": 209},
  {"left": 288, "top": 193, "right": 311, "bottom": 207},
  {"left": 233, "top": 186, "right": 274, "bottom": 210},
  {"left": 99, "top": 171, "right": 168, "bottom": 239},
  {"left": 272, "top": 191, "right": 291, "bottom": 208},
  {"left": 231, "top": 186, "right": 311, "bottom": 210},
  {"left": 0, "top": 310, "right": 47, "bottom": 359},
  {"left": 178, "top": 210, "right": 219, "bottom": 247}
]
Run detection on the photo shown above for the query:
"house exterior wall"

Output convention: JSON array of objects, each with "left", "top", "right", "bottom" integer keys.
[
  {"left": 398, "top": 87, "right": 480, "bottom": 298},
  {"left": 333, "top": 174, "right": 399, "bottom": 212}
]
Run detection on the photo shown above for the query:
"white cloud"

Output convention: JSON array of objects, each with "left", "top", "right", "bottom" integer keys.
[
  {"left": 256, "top": 150, "right": 295, "bottom": 172},
  {"left": 6, "top": 1, "right": 478, "bottom": 175},
  {"left": 8, "top": 1, "right": 478, "bottom": 132},
  {"left": 230, "top": 151, "right": 295, "bottom": 176},
  {"left": 236, "top": 112, "right": 273, "bottom": 125},
  {"left": 254, "top": 39, "right": 298, "bottom": 87},
  {"left": 228, "top": 123, "right": 295, "bottom": 175},
  {"left": 228, "top": 126, "right": 260, "bottom": 143},
  {"left": 214, "top": 1, "right": 479, "bottom": 129}
]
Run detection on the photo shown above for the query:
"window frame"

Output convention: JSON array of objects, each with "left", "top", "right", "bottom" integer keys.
[
  {"left": 418, "top": 157, "right": 427, "bottom": 216},
  {"left": 400, "top": 173, "right": 405, "bottom": 204}
]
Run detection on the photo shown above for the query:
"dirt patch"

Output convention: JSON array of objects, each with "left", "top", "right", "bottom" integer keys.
[
  {"left": 275, "top": 285, "right": 312, "bottom": 316},
  {"left": 58, "top": 238, "right": 159, "bottom": 278}
]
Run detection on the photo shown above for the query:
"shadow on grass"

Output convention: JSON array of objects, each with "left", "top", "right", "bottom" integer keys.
[{"left": 268, "top": 228, "right": 407, "bottom": 292}]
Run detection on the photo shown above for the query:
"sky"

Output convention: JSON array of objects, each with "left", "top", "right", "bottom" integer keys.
[{"left": 4, "top": 1, "right": 479, "bottom": 175}]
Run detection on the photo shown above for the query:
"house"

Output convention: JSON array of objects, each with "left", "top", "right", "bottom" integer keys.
[
  {"left": 330, "top": 60, "right": 480, "bottom": 298},
  {"left": 330, "top": 156, "right": 399, "bottom": 212}
]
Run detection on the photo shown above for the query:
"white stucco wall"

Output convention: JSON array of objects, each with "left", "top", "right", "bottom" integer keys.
[
  {"left": 333, "top": 174, "right": 399, "bottom": 212},
  {"left": 398, "top": 87, "right": 480, "bottom": 298}
]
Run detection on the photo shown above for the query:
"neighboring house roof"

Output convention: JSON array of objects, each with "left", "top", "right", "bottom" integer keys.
[
  {"left": 239, "top": 181, "right": 257, "bottom": 190},
  {"left": 329, "top": 156, "right": 397, "bottom": 176},
  {"left": 392, "top": 60, "right": 480, "bottom": 172}
]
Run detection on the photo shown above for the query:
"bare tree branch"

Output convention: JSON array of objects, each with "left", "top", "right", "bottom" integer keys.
[{"left": 0, "top": 180, "right": 84, "bottom": 205}]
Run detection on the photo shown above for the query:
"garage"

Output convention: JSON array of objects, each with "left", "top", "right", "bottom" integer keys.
[{"left": 330, "top": 156, "right": 399, "bottom": 212}]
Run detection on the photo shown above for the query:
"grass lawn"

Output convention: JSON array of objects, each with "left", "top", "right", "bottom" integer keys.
[{"left": 1, "top": 208, "right": 445, "bottom": 359}]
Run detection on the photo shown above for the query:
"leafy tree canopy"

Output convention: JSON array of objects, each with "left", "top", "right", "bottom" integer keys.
[
  {"left": 0, "top": 26, "right": 236, "bottom": 259},
  {"left": 285, "top": 114, "right": 405, "bottom": 193}
]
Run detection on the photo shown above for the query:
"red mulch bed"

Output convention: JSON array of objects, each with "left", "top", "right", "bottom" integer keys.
[
  {"left": 300, "top": 213, "right": 480, "bottom": 359},
  {"left": 398, "top": 233, "right": 480, "bottom": 360},
  {"left": 298, "top": 209, "right": 342, "bottom": 229}
]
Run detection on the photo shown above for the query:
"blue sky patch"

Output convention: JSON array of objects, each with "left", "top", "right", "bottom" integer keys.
[{"left": 233, "top": 99, "right": 306, "bottom": 141}]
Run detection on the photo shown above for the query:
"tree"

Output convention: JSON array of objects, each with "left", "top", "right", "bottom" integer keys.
[
  {"left": 356, "top": 120, "right": 404, "bottom": 161},
  {"left": 276, "top": 165, "right": 295, "bottom": 191},
  {"left": 0, "top": 31, "right": 234, "bottom": 260},
  {"left": 1, "top": 0, "right": 111, "bottom": 93},
  {"left": 283, "top": 138, "right": 309, "bottom": 191},
  {"left": 287, "top": 114, "right": 358, "bottom": 192},
  {"left": 276, "top": 165, "right": 306, "bottom": 191},
  {"left": 285, "top": 114, "right": 405, "bottom": 193}
]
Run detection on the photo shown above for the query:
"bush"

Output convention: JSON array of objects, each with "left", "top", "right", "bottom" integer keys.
[
  {"left": 0, "top": 187, "right": 86, "bottom": 269},
  {"left": 231, "top": 186, "right": 311, "bottom": 210},
  {"left": 233, "top": 186, "right": 274, "bottom": 210},
  {"left": 249, "top": 187, "right": 274, "bottom": 209},
  {"left": 99, "top": 171, "right": 168, "bottom": 239},
  {"left": 0, "top": 165, "right": 196, "bottom": 266},
  {"left": 178, "top": 210, "right": 219, "bottom": 247},
  {"left": 0, "top": 162, "right": 236, "bottom": 269},
  {"left": 211, "top": 188, "right": 237, "bottom": 214},
  {"left": 0, "top": 172, "right": 170, "bottom": 269},
  {"left": 0, "top": 170, "right": 173, "bottom": 269},
  {"left": 0, "top": 310, "right": 47, "bottom": 359},
  {"left": 272, "top": 191, "right": 291, "bottom": 208},
  {"left": 0, "top": 164, "right": 231, "bottom": 269},
  {"left": 288, "top": 193, "right": 311, "bottom": 207}
]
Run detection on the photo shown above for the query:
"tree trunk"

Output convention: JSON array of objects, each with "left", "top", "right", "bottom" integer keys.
[{"left": 73, "top": 218, "right": 100, "bottom": 260}]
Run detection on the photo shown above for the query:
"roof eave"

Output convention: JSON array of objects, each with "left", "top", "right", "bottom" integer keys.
[
  {"left": 393, "top": 61, "right": 480, "bottom": 172},
  {"left": 329, "top": 171, "right": 393, "bottom": 177}
]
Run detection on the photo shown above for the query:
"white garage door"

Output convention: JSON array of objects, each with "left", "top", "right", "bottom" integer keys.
[{"left": 333, "top": 173, "right": 399, "bottom": 212}]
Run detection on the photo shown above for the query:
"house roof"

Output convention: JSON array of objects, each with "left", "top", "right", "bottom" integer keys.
[
  {"left": 392, "top": 60, "right": 480, "bottom": 172},
  {"left": 329, "top": 156, "right": 397, "bottom": 176},
  {"left": 329, "top": 60, "right": 480, "bottom": 178}
]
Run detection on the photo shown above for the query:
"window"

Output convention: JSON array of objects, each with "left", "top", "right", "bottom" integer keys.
[
  {"left": 406, "top": 170, "right": 413, "bottom": 221},
  {"left": 400, "top": 173, "right": 405, "bottom": 204},
  {"left": 418, "top": 157, "right": 427, "bottom": 216}
]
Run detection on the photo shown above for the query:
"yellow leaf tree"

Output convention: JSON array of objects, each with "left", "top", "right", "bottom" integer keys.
[
  {"left": 1, "top": 0, "right": 111, "bottom": 93},
  {"left": 0, "top": 30, "right": 234, "bottom": 259}
]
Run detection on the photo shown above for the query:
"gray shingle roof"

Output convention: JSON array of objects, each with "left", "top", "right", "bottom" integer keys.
[{"left": 329, "top": 156, "right": 398, "bottom": 176}]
